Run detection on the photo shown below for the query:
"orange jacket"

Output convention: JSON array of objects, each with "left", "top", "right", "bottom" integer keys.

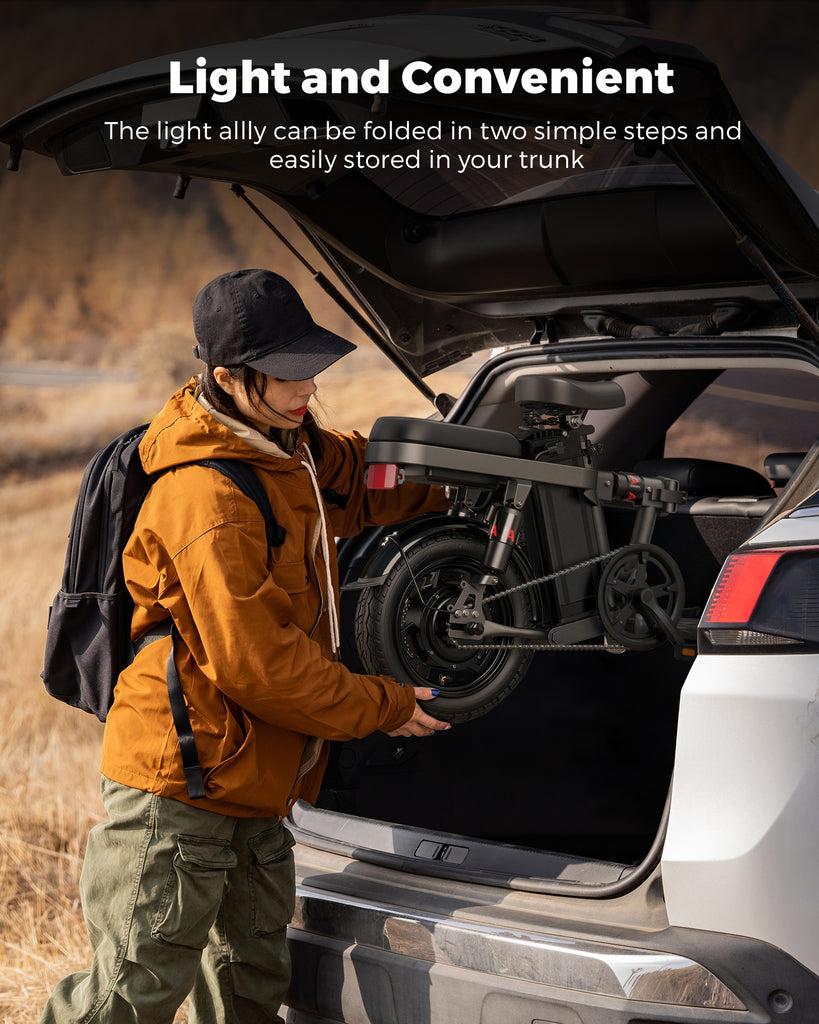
[{"left": 100, "top": 379, "right": 446, "bottom": 817}]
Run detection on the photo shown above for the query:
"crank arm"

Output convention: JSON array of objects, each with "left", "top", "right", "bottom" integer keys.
[{"left": 638, "top": 588, "right": 687, "bottom": 653}]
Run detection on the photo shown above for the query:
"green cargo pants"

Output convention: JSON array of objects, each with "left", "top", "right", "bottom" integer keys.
[{"left": 41, "top": 776, "right": 295, "bottom": 1024}]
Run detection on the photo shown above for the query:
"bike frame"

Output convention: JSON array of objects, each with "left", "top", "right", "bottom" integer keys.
[{"left": 364, "top": 388, "right": 685, "bottom": 650}]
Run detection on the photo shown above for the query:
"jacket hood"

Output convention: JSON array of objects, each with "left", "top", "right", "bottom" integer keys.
[{"left": 140, "top": 378, "right": 303, "bottom": 475}]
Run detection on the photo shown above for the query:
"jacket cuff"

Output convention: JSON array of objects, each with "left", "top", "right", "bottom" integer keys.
[{"left": 378, "top": 678, "right": 418, "bottom": 732}]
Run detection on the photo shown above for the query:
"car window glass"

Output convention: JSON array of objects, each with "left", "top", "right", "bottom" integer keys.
[
  {"left": 663, "top": 367, "right": 819, "bottom": 482},
  {"left": 363, "top": 123, "right": 687, "bottom": 215}
]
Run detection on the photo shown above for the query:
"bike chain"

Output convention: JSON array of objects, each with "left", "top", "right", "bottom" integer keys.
[
  {"left": 453, "top": 545, "right": 630, "bottom": 653},
  {"left": 482, "top": 545, "right": 628, "bottom": 604},
  {"left": 451, "top": 638, "right": 621, "bottom": 652}
]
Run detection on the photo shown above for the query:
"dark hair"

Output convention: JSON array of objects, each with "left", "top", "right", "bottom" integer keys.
[{"left": 200, "top": 364, "right": 325, "bottom": 461}]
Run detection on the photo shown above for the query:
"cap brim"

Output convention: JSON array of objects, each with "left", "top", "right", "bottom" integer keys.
[{"left": 245, "top": 326, "right": 356, "bottom": 380}]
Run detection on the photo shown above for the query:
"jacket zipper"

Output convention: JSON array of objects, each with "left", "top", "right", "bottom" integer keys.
[
  {"left": 307, "top": 545, "right": 324, "bottom": 639},
  {"left": 285, "top": 736, "right": 324, "bottom": 811}
]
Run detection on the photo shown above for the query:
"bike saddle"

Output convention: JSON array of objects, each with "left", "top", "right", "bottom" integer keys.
[
  {"left": 369, "top": 417, "right": 521, "bottom": 457},
  {"left": 515, "top": 375, "right": 625, "bottom": 411}
]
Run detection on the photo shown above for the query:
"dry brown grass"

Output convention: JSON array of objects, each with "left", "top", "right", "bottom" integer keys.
[{"left": 0, "top": 470, "right": 104, "bottom": 1021}]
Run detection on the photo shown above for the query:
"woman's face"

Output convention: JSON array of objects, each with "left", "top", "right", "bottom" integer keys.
[{"left": 213, "top": 367, "right": 318, "bottom": 433}]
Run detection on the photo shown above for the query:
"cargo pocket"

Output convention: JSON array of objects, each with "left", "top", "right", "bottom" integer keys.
[
  {"left": 151, "top": 835, "right": 238, "bottom": 949},
  {"left": 248, "top": 824, "right": 296, "bottom": 937}
]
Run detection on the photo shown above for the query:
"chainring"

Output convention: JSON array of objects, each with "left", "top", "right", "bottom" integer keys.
[{"left": 597, "top": 542, "right": 685, "bottom": 650}]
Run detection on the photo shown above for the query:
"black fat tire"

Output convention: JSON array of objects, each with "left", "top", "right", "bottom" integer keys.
[{"left": 354, "top": 532, "right": 536, "bottom": 723}]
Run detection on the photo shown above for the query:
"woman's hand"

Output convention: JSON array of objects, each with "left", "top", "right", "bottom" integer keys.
[{"left": 386, "top": 687, "right": 452, "bottom": 737}]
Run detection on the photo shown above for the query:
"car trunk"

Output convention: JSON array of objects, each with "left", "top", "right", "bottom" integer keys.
[{"left": 298, "top": 337, "right": 819, "bottom": 891}]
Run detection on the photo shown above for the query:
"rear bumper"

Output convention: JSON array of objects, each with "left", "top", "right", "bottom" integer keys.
[
  {"left": 663, "top": 653, "right": 819, "bottom": 978},
  {"left": 284, "top": 871, "right": 819, "bottom": 1023}
]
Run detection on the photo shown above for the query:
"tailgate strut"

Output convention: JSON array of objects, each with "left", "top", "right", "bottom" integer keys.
[
  {"left": 230, "top": 184, "right": 441, "bottom": 409},
  {"left": 667, "top": 152, "right": 819, "bottom": 347}
]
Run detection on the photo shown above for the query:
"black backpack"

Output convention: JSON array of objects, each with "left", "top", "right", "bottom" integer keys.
[{"left": 43, "top": 423, "right": 285, "bottom": 799}]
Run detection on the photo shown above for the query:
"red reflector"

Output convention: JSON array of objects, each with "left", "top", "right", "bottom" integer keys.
[
  {"left": 365, "top": 463, "right": 399, "bottom": 489},
  {"left": 702, "top": 551, "right": 785, "bottom": 625}
]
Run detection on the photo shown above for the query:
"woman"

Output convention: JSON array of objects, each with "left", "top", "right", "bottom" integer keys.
[{"left": 42, "top": 269, "right": 450, "bottom": 1024}]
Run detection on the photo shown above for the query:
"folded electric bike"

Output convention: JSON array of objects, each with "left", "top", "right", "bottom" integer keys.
[{"left": 353, "top": 374, "right": 693, "bottom": 722}]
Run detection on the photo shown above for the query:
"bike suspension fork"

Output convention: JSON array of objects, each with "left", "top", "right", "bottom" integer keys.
[{"left": 479, "top": 480, "right": 531, "bottom": 580}]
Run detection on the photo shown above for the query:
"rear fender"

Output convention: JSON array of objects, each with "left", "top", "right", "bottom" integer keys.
[
  {"left": 343, "top": 515, "right": 482, "bottom": 589},
  {"left": 344, "top": 515, "right": 541, "bottom": 619}
]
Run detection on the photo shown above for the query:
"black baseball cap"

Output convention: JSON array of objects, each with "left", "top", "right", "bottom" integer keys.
[{"left": 192, "top": 269, "right": 356, "bottom": 380}]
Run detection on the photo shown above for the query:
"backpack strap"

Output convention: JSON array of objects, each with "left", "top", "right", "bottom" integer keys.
[
  {"left": 166, "top": 625, "right": 207, "bottom": 800},
  {"left": 141, "top": 459, "right": 285, "bottom": 801},
  {"left": 133, "top": 621, "right": 204, "bottom": 799},
  {"left": 196, "top": 458, "right": 286, "bottom": 549}
]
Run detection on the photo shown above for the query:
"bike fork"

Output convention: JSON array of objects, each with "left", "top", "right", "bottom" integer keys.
[
  {"left": 448, "top": 482, "right": 550, "bottom": 644},
  {"left": 478, "top": 479, "right": 532, "bottom": 581}
]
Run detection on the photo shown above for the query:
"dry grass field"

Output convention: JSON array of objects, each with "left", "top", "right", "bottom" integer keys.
[
  {"left": 0, "top": 370, "right": 184, "bottom": 1020},
  {"left": 0, "top": 466, "right": 106, "bottom": 1021},
  {"left": 0, "top": 342, "right": 462, "bottom": 1022}
]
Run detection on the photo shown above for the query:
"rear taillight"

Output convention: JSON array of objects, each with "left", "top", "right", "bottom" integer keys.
[
  {"left": 365, "top": 463, "right": 401, "bottom": 489},
  {"left": 700, "top": 547, "right": 819, "bottom": 652}
]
